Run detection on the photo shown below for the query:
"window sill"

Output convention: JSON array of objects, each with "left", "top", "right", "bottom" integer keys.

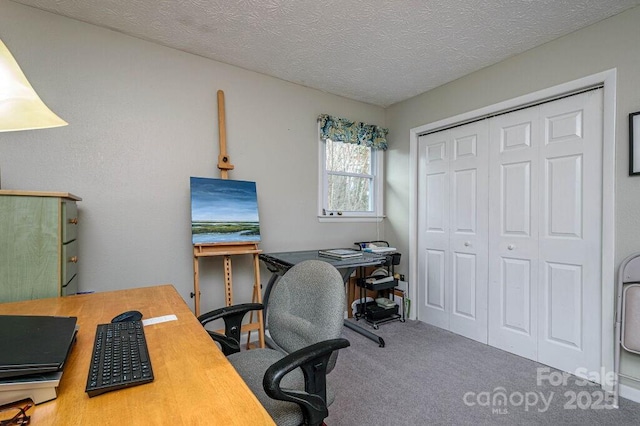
[{"left": 317, "top": 215, "right": 385, "bottom": 223}]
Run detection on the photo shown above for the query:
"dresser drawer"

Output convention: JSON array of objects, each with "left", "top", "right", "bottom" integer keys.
[
  {"left": 62, "top": 240, "right": 79, "bottom": 287},
  {"left": 0, "top": 191, "right": 81, "bottom": 302},
  {"left": 62, "top": 201, "right": 79, "bottom": 243}
]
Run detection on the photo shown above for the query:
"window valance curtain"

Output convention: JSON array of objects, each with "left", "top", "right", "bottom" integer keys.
[{"left": 318, "top": 114, "right": 388, "bottom": 151}]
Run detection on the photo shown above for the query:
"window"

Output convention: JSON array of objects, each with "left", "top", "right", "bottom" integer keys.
[{"left": 317, "top": 114, "right": 387, "bottom": 222}]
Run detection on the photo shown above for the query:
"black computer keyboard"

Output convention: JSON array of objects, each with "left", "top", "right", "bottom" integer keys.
[{"left": 85, "top": 321, "right": 154, "bottom": 397}]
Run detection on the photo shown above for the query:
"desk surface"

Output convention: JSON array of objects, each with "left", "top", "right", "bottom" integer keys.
[
  {"left": 0, "top": 285, "right": 274, "bottom": 425},
  {"left": 260, "top": 249, "right": 387, "bottom": 271}
]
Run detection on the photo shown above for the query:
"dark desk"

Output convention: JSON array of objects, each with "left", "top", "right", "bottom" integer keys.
[{"left": 260, "top": 250, "right": 390, "bottom": 347}]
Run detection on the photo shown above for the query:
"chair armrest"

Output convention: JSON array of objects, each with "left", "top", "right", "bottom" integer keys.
[
  {"left": 197, "top": 303, "right": 263, "bottom": 356},
  {"left": 263, "top": 338, "right": 350, "bottom": 426}
]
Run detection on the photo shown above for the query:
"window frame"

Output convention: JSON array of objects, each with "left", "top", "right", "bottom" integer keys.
[{"left": 317, "top": 135, "right": 384, "bottom": 223}]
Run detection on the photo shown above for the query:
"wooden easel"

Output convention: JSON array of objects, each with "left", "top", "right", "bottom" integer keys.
[{"left": 192, "top": 90, "right": 264, "bottom": 349}]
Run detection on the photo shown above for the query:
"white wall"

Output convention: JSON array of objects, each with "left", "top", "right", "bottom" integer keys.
[
  {"left": 0, "top": 0, "right": 386, "bottom": 314},
  {"left": 385, "top": 6, "right": 640, "bottom": 391}
]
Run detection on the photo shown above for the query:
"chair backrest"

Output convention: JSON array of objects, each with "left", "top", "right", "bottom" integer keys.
[
  {"left": 622, "top": 254, "right": 640, "bottom": 283},
  {"left": 267, "top": 260, "right": 345, "bottom": 356},
  {"left": 623, "top": 284, "right": 640, "bottom": 354},
  {"left": 619, "top": 253, "right": 640, "bottom": 354}
]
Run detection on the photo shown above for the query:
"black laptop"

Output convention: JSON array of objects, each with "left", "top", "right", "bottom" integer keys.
[{"left": 0, "top": 315, "right": 78, "bottom": 379}]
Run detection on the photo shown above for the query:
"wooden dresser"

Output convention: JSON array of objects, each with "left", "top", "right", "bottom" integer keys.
[{"left": 0, "top": 190, "right": 81, "bottom": 302}]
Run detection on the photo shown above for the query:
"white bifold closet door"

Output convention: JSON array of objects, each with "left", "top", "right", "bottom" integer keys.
[
  {"left": 417, "top": 121, "right": 489, "bottom": 343},
  {"left": 418, "top": 89, "right": 603, "bottom": 376}
]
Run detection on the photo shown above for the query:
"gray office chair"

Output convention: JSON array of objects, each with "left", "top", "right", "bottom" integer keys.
[{"left": 198, "top": 260, "right": 350, "bottom": 426}]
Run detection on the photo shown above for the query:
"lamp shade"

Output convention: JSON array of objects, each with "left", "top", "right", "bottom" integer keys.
[{"left": 0, "top": 38, "right": 67, "bottom": 132}]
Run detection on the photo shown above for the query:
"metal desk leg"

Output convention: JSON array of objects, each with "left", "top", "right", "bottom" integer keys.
[{"left": 344, "top": 319, "right": 386, "bottom": 348}]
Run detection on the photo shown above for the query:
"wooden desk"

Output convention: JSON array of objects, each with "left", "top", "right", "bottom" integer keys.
[{"left": 0, "top": 285, "right": 274, "bottom": 425}]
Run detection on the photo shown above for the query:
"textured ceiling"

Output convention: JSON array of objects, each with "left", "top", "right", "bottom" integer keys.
[{"left": 10, "top": 0, "right": 640, "bottom": 107}]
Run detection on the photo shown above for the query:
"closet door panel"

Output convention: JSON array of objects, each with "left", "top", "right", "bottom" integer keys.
[
  {"left": 418, "top": 121, "right": 489, "bottom": 343},
  {"left": 418, "top": 132, "right": 451, "bottom": 330},
  {"left": 425, "top": 249, "right": 446, "bottom": 310},
  {"left": 488, "top": 108, "right": 540, "bottom": 359},
  {"left": 537, "top": 90, "right": 602, "bottom": 377},
  {"left": 447, "top": 123, "right": 488, "bottom": 343},
  {"left": 502, "top": 161, "right": 531, "bottom": 236},
  {"left": 544, "top": 262, "right": 583, "bottom": 348},
  {"left": 500, "top": 257, "right": 532, "bottom": 334},
  {"left": 546, "top": 155, "right": 583, "bottom": 238},
  {"left": 453, "top": 252, "right": 477, "bottom": 318}
]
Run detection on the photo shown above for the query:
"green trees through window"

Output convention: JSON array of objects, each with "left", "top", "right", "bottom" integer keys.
[{"left": 325, "top": 139, "right": 374, "bottom": 212}]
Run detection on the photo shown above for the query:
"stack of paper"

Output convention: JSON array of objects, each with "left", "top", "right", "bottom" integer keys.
[
  {"left": 318, "top": 249, "right": 363, "bottom": 259},
  {"left": 363, "top": 246, "right": 396, "bottom": 253}
]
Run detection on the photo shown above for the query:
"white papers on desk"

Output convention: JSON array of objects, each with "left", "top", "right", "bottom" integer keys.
[
  {"left": 142, "top": 314, "right": 178, "bottom": 326},
  {"left": 318, "top": 249, "right": 363, "bottom": 259},
  {"left": 363, "top": 247, "right": 396, "bottom": 254}
]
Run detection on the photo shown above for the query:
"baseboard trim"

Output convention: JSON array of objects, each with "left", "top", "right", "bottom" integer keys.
[{"left": 620, "top": 383, "right": 640, "bottom": 403}]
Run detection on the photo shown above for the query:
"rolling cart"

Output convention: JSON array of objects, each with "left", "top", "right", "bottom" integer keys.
[{"left": 353, "top": 241, "right": 405, "bottom": 330}]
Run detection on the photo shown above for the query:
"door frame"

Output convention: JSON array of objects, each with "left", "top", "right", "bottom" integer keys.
[{"left": 409, "top": 69, "right": 617, "bottom": 388}]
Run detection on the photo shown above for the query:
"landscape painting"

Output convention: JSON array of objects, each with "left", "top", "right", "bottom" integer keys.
[{"left": 190, "top": 177, "right": 261, "bottom": 244}]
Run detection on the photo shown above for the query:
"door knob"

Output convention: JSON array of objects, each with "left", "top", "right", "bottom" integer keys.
[
  {"left": 464, "top": 241, "right": 471, "bottom": 247},
  {"left": 507, "top": 244, "right": 515, "bottom": 250}
]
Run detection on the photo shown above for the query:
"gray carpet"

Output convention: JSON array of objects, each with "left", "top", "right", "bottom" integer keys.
[{"left": 325, "top": 319, "right": 640, "bottom": 425}]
